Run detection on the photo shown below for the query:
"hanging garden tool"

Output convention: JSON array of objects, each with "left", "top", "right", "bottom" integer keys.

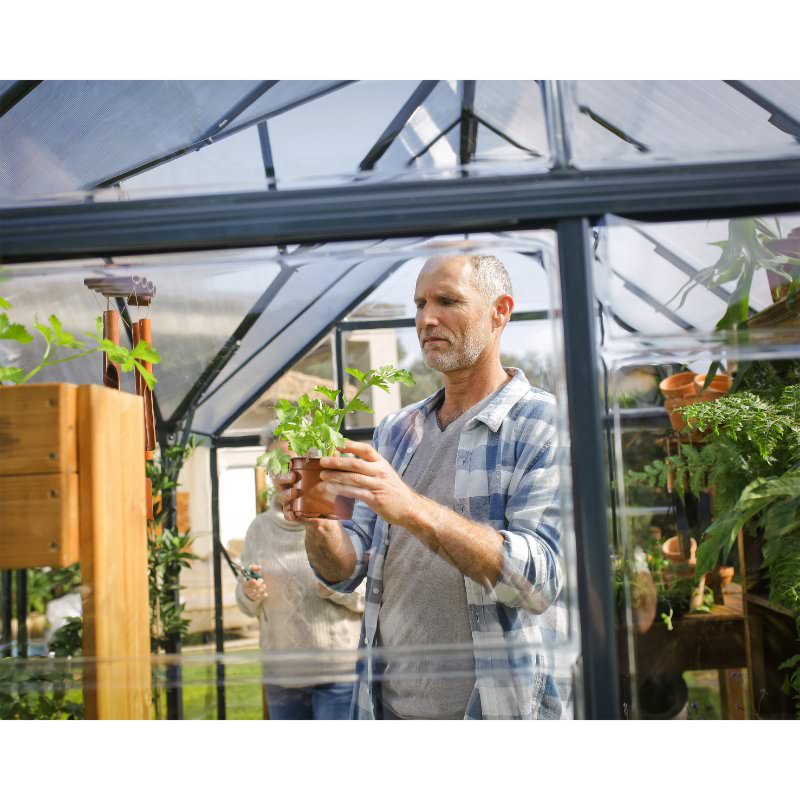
[{"left": 85, "top": 272, "right": 157, "bottom": 520}]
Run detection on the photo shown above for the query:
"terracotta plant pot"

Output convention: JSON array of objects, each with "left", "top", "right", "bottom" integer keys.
[
  {"left": 290, "top": 457, "right": 355, "bottom": 521},
  {"left": 693, "top": 373, "right": 732, "bottom": 398},
  {"left": 664, "top": 397, "right": 692, "bottom": 432},
  {"left": 659, "top": 371, "right": 698, "bottom": 400},
  {"left": 662, "top": 535, "right": 697, "bottom": 565}
]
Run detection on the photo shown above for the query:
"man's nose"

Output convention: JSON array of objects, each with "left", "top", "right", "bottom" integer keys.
[{"left": 417, "top": 307, "right": 439, "bottom": 330}]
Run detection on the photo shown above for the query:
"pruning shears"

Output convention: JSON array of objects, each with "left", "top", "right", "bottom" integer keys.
[{"left": 219, "top": 542, "right": 261, "bottom": 581}]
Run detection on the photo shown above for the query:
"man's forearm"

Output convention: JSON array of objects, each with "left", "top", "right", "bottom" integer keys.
[
  {"left": 304, "top": 518, "right": 358, "bottom": 584},
  {"left": 400, "top": 493, "right": 504, "bottom": 587}
]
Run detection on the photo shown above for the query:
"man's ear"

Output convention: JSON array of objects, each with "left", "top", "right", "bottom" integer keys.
[{"left": 492, "top": 294, "right": 514, "bottom": 328}]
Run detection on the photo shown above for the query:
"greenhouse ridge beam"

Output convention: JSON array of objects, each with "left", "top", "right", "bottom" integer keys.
[{"left": 2, "top": 157, "right": 800, "bottom": 264}]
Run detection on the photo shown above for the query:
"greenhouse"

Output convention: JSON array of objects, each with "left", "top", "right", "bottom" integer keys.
[{"left": 1, "top": 79, "right": 799, "bottom": 720}]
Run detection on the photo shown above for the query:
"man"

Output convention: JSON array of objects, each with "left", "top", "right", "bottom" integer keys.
[{"left": 277, "top": 254, "right": 571, "bottom": 719}]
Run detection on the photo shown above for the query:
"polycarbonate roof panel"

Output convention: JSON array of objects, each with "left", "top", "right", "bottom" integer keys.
[
  {"left": 473, "top": 80, "right": 550, "bottom": 160},
  {"left": 192, "top": 254, "right": 407, "bottom": 434},
  {"left": 378, "top": 80, "right": 461, "bottom": 171},
  {"left": 571, "top": 81, "right": 800, "bottom": 167},
  {"left": 1, "top": 249, "right": 282, "bottom": 419},
  {"left": 745, "top": 80, "right": 800, "bottom": 121},
  {"left": 266, "top": 81, "right": 419, "bottom": 185},
  {"left": 0, "top": 80, "right": 262, "bottom": 198},
  {"left": 121, "top": 124, "right": 267, "bottom": 198},
  {"left": 227, "top": 81, "right": 351, "bottom": 130}
]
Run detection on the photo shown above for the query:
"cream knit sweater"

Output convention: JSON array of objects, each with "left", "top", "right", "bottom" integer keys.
[{"left": 234, "top": 506, "right": 366, "bottom": 687}]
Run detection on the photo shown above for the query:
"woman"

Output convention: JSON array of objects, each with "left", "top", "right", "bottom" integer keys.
[{"left": 235, "top": 422, "right": 365, "bottom": 720}]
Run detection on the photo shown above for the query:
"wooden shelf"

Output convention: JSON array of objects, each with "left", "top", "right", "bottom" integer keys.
[{"left": 747, "top": 295, "right": 800, "bottom": 330}]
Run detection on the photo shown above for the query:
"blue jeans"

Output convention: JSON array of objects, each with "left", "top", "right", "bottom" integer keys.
[{"left": 266, "top": 682, "right": 355, "bottom": 720}]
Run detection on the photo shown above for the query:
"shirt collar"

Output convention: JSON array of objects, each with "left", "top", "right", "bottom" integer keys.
[{"left": 417, "top": 367, "right": 530, "bottom": 433}]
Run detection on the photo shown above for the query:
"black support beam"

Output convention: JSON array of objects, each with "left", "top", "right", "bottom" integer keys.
[
  {"left": 0, "top": 81, "right": 41, "bottom": 119},
  {"left": 3, "top": 157, "right": 799, "bottom": 265},
  {"left": 557, "top": 217, "right": 620, "bottom": 720}
]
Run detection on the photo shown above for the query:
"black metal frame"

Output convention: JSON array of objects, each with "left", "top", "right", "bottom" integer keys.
[
  {"left": 3, "top": 81, "right": 800, "bottom": 718},
  {"left": 4, "top": 157, "right": 799, "bottom": 264},
  {"left": 209, "top": 447, "right": 226, "bottom": 720},
  {"left": 0, "top": 81, "right": 41, "bottom": 119}
]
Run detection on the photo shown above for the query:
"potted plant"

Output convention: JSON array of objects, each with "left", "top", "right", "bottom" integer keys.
[{"left": 258, "top": 365, "right": 415, "bottom": 520}]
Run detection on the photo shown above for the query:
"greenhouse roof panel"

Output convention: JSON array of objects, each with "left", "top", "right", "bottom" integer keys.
[
  {"left": 571, "top": 80, "right": 800, "bottom": 168},
  {"left": 192, "top": 254, "right": 407, "bottom": 434}
]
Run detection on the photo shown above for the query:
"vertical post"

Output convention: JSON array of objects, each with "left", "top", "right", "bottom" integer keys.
[
  {"left": 210, "top": 446, "right": 226, "bottom": 720},
  {"left": 1, "top": 571, "right": 12, "bottom": 655},
  {"left": 15, "top": 569, "right": 28, "bottom": 658},
  {"left": 335, "top": 325, "right": 346, "bottom": 430},
  {"left": 158, "top": 431, "right": 184, "bottom": 721},
  {"left": 557, "top": 217, "right": 620, "bottom": 719}
]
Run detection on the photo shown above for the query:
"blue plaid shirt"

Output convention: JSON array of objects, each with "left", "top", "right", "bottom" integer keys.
[{"left": 324, "top": 368, "right": 573, "bottom": 719}]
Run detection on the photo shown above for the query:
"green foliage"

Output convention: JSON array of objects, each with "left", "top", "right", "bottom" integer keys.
[
  {"left": 0, "top": 297, "right": 160, "bottom": 389},
  {"left": 779, "top": 654, "right": 800, "bottom": 719},
  {"left": 147, "top": 437, "right": 202, "bottom": 655},
  {"left": 669, "top": 218, "right": 798, "bottom": 331},
  {"left": 263, "top": 365, "right": 415, "bottom": 466},
  {"left": 0, "top": 662, "right": 84, "bottom": 720}
]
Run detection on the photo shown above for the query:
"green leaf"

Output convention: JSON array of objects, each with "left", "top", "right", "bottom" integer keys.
[
  {"left": 0, "top": 366, "right": 26, "bottom": 384},
  {"left": 256, "top": 448, "right": 291, "bottom": 475},
  {"left": 344, "top": 397, "right": 374, "bottom": 415},
  {"left": 344, "top": 367, "right": 366, "bottom": 382},
  {"left": 0, "top": 296, "right": 11, "bottom": 310},
  {"left": 0, "top": 313, "right": 34, "bottom": 344},
  {"left": 314, "top": 385, "right": 340, "bottom": 402}
]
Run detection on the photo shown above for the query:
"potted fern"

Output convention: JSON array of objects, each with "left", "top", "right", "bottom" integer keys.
[{"left": 258, "top": 365, "right": 415, "bottom": 520}]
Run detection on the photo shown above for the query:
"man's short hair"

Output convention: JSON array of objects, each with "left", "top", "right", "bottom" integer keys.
[
  {"left": 260, "top": 419, "right": 280, "bottom": 448},
  {"left": 469, "top": 255, "right": 513, "bottom": 304}
]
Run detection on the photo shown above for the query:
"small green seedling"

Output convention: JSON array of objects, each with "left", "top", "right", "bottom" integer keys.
[{"left": 257, "top": 365, "right": 415, "bottom": 475}]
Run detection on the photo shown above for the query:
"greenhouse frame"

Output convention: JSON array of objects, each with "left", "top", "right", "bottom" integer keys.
[{"left": 1, "top": 80, "right": 799, "bottom": 721}]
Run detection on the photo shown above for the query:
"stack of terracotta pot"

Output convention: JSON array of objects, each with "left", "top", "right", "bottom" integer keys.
[{"left": 659, "top": 370, "right": 732, "bottom": 432}]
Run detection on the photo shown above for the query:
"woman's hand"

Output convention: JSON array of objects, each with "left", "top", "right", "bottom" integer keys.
[{"left": 242, "top": 564, "right": 268, "bottom": 603}]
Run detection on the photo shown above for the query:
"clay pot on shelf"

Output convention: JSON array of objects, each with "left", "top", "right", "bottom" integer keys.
[
  {"left": 693, "top": 372, "right": 732, "bottom": 399},
  {"left": 662, "top": 535, "right": 697, "bottom": 565},
  {"left": 664, "top": 397, "right": 693, "bottom": 432},
  {"left": 290, "top": 457, "right": 355, "bottom": 521},
  {"left": 659, "top": 371, "right": 698, "bottom": 400}
]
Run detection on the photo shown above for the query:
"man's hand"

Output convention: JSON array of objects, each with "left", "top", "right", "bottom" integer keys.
[
  {"left": 274, "top": 469, "right": 301, "bottom": 521},
  {"left": 242, "top": 564, "right": 267, "bottom": 603},
  {"left": 319, "top": 440, "right": 418, "bottom": 527}
]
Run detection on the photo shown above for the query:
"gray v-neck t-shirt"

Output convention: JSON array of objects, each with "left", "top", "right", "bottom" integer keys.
[{"left": 378, "top": 388, "right": 499, "bottom": 720}]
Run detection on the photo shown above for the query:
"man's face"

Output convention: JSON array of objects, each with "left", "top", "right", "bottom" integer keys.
[{"left": 414, "top": 256, "right": 494, "bottom": 373}]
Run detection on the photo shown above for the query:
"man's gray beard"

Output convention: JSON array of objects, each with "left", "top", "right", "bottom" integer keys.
[{"left": 421, "top": 329, "right": 487, "bottom": 373}]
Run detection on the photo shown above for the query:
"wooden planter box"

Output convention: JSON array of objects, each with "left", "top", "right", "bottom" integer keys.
[
  {"left": 0, "top": 384, "right": 80, "bottom": 568},
  {"left": 0, "top": 383, "right": 151, "bottom": 719}
]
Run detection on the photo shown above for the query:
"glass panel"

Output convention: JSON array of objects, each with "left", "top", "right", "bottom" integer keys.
[
  {"left": 227, "top": 81, "right": 350, "bottom": 130},
  {"left": 346, "top": 234, "right": 555, "bottom": 320},
  {"left": 267, "top": 80, "right": 420, "bottom": 186},
  {"left": 377, "top": 80, "right": 461, "bottom": 172},
  {"left": 0, "top": 80, "right": 263, "bottom": 199},
  {"left": 225, "top": 336, "right": 334, "bottom": 436},
  {"left": 571, "top": 80, "right": 800, "bottom": 168},
  {"left": 121, "top": 125, "right": 267, "bottom": 199},
  {"left": 598, "top": 214, "right": 800, "bottom": 340},
  {"left": 473, "top": 80, "right": 551, "bottom": 162},
  {"left": 605, "top": 212, "right": 800, "bottom": 720},
  {"left": 2, "top": 229, "right": 579, "bottom": 720},
  {"left": 0, "top": 248, "right": 283, "bottom": 420}
]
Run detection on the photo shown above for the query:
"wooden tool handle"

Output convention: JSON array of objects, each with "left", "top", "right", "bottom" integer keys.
[
  {"left": 102, "top": 310, "right": 121, "bottom": 390},
  {"left": 138, "top": 319, "right": 156, "bottom": 452}
]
